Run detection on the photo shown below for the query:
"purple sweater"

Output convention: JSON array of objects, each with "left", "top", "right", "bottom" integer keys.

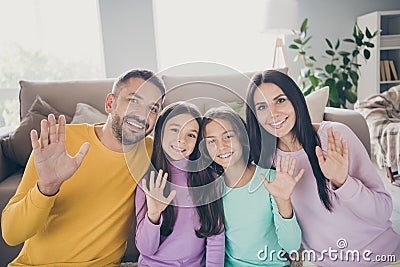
[
  {"left": 135, "top": 159, "right": 225, "bottom": 267},
  {"left": 275, "top": 121, "right": 400, "bottom": 266}
]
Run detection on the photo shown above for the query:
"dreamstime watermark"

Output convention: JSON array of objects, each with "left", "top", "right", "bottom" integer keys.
[{"left": 257, "top": 238, "right": 396, "bottom": 264}]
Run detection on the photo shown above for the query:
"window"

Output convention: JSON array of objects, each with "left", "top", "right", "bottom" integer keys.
[
  {"left": 0, "top": 0, "right": 105, "bottom": 128},
  {"left": 153, "top": 0, "right": 276, "bottom": 73}
]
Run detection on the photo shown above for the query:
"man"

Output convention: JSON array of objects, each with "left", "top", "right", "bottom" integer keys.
[{"left": 1, "top": 69, "right": 165, "bottom": 266}]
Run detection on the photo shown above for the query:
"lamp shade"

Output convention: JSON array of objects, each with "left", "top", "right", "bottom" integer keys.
[{"left": 264, "top": 0, "right": 299, "bottom": 34}]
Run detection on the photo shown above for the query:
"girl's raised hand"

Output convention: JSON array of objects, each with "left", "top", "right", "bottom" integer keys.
[
  {"left": 141, "top": 169, "right": 176, "bottom": 224},
  {"left": 260, "top": 155, "right": 304, "bottom": 201},
  {"left": 315, "top": 127, "right": 349, "bottom": 188}
]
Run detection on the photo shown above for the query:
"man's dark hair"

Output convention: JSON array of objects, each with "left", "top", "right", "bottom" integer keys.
[{"left": 112, "top": 69, "right": 166, "bottom": 100}]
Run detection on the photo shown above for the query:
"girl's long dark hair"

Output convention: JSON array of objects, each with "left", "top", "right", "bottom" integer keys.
[
  {"left": 141, "top": 101, "right": 224, "bottom": 237},
  {"left": 245, "top": 70, "right": 333, "bottom": 211}
]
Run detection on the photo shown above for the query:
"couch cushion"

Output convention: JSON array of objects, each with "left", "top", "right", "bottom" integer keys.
[
  {"left": 71, "top": 103, "right": 108, "bottom": 124},
  {"left": 161, "top": 68, "right": 288, "bottom": 113},
  {"left": 304, "top": 86, "right": 329, "bottom": 123},
  {"left": 2, "top": 96, "right": 72, "bottom": 166},
  {"left": 19, "top": 79, "right": 113, "bottom": 120}
]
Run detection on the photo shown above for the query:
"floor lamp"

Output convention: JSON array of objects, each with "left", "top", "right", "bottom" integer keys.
[{"left": 264, "top": 0, "right": 299, "bottom": 69}]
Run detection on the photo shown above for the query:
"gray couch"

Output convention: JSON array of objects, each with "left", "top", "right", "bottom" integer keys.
[{"left": 0, "top": 73, "right": 371, "bottom": 266}]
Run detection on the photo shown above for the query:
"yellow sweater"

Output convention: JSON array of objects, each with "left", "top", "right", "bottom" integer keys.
[{"left": 1, "top": 124, "right": 153, "bottom": 266}]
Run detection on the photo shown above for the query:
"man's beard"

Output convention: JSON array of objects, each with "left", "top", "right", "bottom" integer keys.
[{"left": 111, "top": 113, "right": 147, "bottom": 146}]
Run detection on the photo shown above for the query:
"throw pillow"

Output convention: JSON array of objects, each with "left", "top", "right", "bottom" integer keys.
[
  {"left": 2, "top": 96, "right": 72, "bottom": 166},
  {"left": 304, "top": 86, "right": 329, "bottom": 123},
  {"left": 204, "top": 101, "right": 246, "bottom": 119},
  {"left": 71, "top": 103, "right": 107, "bottom": 124}
]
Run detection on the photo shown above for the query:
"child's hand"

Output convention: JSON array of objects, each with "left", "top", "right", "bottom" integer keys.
[
  {"left": 141, "top": 170, "right": 176, "bottom": 224},
  {"left": 260, "top": 155, "right": 304, "bottom": 201},
  {"left": 315, "top": 127, "right": 349, "bottom": 188}
]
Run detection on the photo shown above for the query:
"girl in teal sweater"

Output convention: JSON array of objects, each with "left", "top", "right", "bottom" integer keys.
[{"left": 201, "top": 107, "right": 303, "bottom": 267}]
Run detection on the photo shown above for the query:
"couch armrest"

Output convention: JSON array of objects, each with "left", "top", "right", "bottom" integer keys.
[
  {"left": 0, "top": 139, "right": 21, "bottom": 183},
  {"left": 323, "top": 107, "right": 371, "bottom": 157}
]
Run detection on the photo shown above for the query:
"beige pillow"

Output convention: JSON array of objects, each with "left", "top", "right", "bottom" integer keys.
[
  {"left": 71, "top": 103, "right": 107, "bottom": 124},
  {"left": 305, "top": 86, "right": 329, "bottom": 123},
  {"left": 2, "top": 96, "right": 72, "bottom": 166}
]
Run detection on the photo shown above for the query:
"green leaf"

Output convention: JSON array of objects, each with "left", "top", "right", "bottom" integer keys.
[
  {"left": 305, "top": 62, "right": 314, "bottom": 68},
  {"left": 365, "top": 42, "right": 374, "bottom": 48},
  {"left": 302, "top": 85, "right": 313, "bottom": 96},
  {"left": 345, "top": 81, "right": 352, "bottom": 89},
  {"left": 364, "top": 49, "right": 371, "bottom": 59},
  {"left": 301, "top": 67, "right": 311, "bottom": 78},
  {"left": 289, "top": 44, "right": 300, "bottom": 49},
  {"left": 349, "top": 70, "right": 359, "bottom": 84},
  {"left": 325, "top": 50, "right": 335, "bottom": 56},
  {"left": 309, "top": 56, "right": 317, "bottom": 62},
  {"left": 344, "top": 90, "right": 357, "bottom": 103},
  {"left": 343, "top": 38, "right": 355, "bottom": 43},
  {"left": 293, "top": 38, "right": 302, "bottom": 44},
  {"left": 355, "top": 37, "right": 363, "bottom": 46},
  {"left": 325, "top": 64, "right": 336, "bottom": 74},
  {"left": 366, "top": 28, "right": 373, "bottom": 39},
  {"left": 372, "top": 29, "right": 380, "bottom": 37},
  {"left": 303, "top": 36, "right": 312, "bottom": 45},
  {"left": 299, "top": 51, "right": 306, "bottom": 55},
  {"left": 335, "top": 39, "right": 340, "bottom": 49},
  {"left": 326, "top": 38, "right": 333, "bottom": 49},
  {"left": 343, "top": 56, "right": 350, "bottom": 65},
  {"left": 309, "top": 75, "right": 320, "bottom": 87},
  {"left": 300, "top": 18, "right": 308, "bottom": 33},
  {"left": 338, "top": 51, "right": 350, "bottom": 57},
  {"left": 352, "top": 50, "right": 360, "bottom": 57},
  {"left": 351, "top": 63, "right": 362, "bottom": 67}
]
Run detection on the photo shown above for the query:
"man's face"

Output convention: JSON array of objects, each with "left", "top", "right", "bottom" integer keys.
[{"left": 110, "top": 78, "right": 163, "bottom": 146}]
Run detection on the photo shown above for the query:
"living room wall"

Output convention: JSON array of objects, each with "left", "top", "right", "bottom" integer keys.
[{"left": 99, "top": 0, "right": 400, "bottom": 77}]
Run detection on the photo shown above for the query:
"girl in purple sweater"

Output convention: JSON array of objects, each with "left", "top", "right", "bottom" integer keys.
[
  {"left": 245, "top": 69, "right": 400, "bottom": 266},
  {"left": 135, "top": 102, "right": 225, "bottom": 267}
]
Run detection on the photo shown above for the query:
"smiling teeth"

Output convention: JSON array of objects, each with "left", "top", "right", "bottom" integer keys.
[
  {"left": 218, "top": 152, "right": 232, "bottom": 159},
  {"left": 271, "top": 118, "right": 286, "bottom": 127},
  {"left": 127, "top": 120, "right": 144, "bottom": 129},
  {"left": 172, "top": 145, "right": 185, "bottom": 152}
]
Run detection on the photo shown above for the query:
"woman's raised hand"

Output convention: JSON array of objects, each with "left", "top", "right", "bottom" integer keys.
[
  {"left": 260, "top": 155, "right": 304, "bottom": 201},
  {"left": 315, "top": 127, "right": 349, "bottom": 188},
  {"left": 141, "top": 169, "right": 176, "bottom": 224},
  {"left": 32, "top": 114, "right": 90, "bottom": 196}
]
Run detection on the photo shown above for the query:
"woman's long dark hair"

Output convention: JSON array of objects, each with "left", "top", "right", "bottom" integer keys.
[
  {"left": 245, "top": 70, "right": 333, "bottom": 211},
  {"left": 201, "top": 106, "right": 253, "bottom": 179},
  {"left": 140, "top": 101, "right": 224, "bottom": 237}
]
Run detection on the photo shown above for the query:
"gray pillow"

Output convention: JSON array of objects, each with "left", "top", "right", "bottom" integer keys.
[
  {"left": 71, "top": 103, "right": 107, "bottom": 124},
  {"left": 2, "top": 96, "right": 72, "bottom": 166}
]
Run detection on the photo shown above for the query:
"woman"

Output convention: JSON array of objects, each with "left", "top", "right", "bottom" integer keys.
[{"left": 245, "top": 69, "right": 400, "bottom": 266}]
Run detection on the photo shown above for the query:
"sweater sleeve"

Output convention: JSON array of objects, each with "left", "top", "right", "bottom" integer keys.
[
  {"left": 135, "top": 178, "right": 163, "bottom": 256},
  {"left": 269, "top": 171, "right": 302, "bottom": 253},
  {"left": 1, "top": 153, "right": 57, "bottom": 246},
  {"left": 325, "top": 122, "right": 393, "bottom": 224},
  {"left": 205, "top": 228, "right": 225, "bottom": 267}
]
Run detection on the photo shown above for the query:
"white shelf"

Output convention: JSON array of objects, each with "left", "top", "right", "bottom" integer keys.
[{"left": 357, "top": 10, "right": 400, "bottom": 101}]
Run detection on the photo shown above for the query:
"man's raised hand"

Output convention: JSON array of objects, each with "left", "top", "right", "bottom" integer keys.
[{"left": 31, "top": 114, "right": 90, "bottom": 196}]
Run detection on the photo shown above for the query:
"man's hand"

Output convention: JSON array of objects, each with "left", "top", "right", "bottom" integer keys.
[{"left": 31, "top": 114, "right": 90, "bottom": 196}]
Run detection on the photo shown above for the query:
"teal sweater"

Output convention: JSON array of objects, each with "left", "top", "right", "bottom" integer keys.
[{"left": 222, "top": 165, "right": 301, "bottom": 267}]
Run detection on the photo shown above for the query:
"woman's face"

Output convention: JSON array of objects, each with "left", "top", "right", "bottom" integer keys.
[
  {"left": 253, "top": 82, "right": 296, "bottom": 139},
  {"left": 161, "top": 113, "right": 199, "bottom": 160},
  {"left": 204, "top": 118, "right": 243, "bottom": 170}
]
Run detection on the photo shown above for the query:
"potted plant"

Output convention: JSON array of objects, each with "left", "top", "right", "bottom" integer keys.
[{"left": 289, "top": 19, "right": 379, "bottom": 108}]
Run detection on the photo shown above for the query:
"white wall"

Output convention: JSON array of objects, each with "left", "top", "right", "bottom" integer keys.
[
  {"left": 98, "top": 0, "right": 400, "bottom": 77},
  {"left": 287, "top": 0, "right": 400, "bottom": 80},
  {"left": 98, "top": 0, "right": 158, "bottom": 78}
]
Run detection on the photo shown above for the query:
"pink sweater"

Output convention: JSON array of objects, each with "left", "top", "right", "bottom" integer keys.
[{"left": 276, "top": 121, "right": 400, "bottom": 267}]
